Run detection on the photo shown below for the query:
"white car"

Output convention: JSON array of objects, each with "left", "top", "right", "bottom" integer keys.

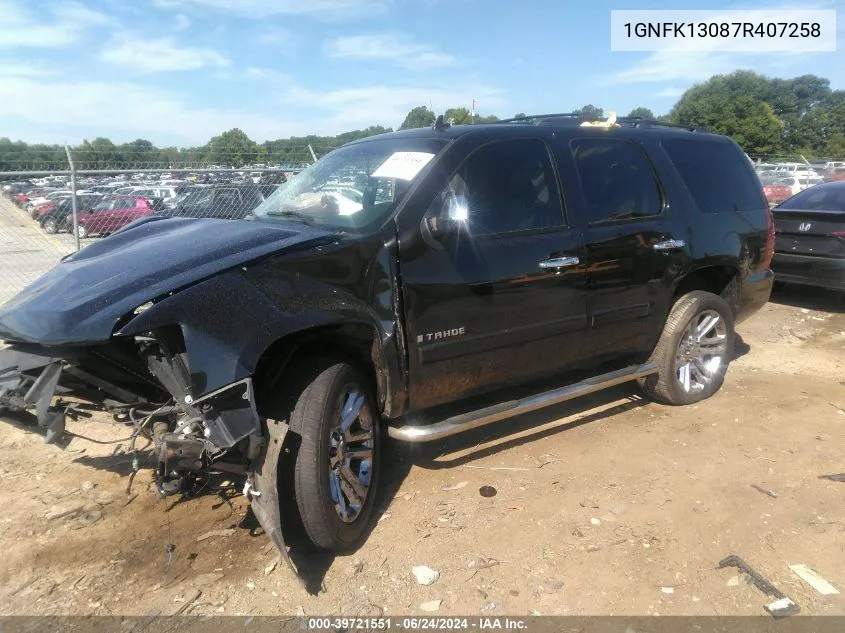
[
  {"left": 773, "top": 172, "right": 824, "bottom": 195},
  {"left": 130, "top": 186, "right": 178, "bottom": 201},
  {"left": 24, "top": 190, "right": 74, "bottom": 212}
]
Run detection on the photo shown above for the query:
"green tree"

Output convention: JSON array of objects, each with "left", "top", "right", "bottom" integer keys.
[
  {"left": 514, "top": 112, "right": 527, "bottom": 120},
  {"left": 668, "top": 70, "right": 845, "bottom": 155},
  {"left": 205, "top": 128, "right": 259, "bottom": 167},
  {"left": 575, "top": 104, "right": 604, "bottom": 119},
  {"left": 400, "top": 106, "right": 436, "bottom": 130},
  {"left": 475, "top": 114, "right": 500, "bottom": 124},
  {"left": 444, "top": 107, "right": 474, "bottom": 125},
  {"left": 628, "top": 107, "right": 655, "bottom": 119}
]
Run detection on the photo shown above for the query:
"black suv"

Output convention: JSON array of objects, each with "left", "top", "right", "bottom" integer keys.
[{"left": 0, "top": 115, "right": 773, "bottom": 561}]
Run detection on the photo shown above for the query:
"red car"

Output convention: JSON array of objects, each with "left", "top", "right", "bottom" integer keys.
[
  {"left": 760, "top": 174, "right": 792, "bottom": 207},
  {"left": 762, "top": 182, "right": 792, "bottom": 207},
  {"left": 66, "top": 196, "right": 156, "bottom": 238},
  {"left": 830, "top": 168, "right": 845, "bottom": 182}
]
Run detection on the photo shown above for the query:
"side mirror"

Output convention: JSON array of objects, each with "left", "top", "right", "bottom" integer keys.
[{"left": 422, "top": 194, "right": 469, "bottom": 245}]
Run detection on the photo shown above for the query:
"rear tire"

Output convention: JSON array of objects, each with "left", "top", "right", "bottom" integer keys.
[
  {"left": 639, "top": 291, "right": 735, "bottom": 406},
  {"left": 75, "top": 224, "right": 89, "bottom": 239},
  {"left": 282, "top": 359, "right": 380, "bottom": 551},
  {"left": 42, "top": 218, "right": 58, "bottom": 234}
]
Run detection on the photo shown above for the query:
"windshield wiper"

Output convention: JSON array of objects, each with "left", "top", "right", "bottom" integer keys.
[{"left": 264, "top": 210, "right": 317, "bottom": 227}]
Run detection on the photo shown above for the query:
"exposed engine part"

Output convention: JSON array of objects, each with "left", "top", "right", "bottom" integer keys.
[{"left": 153, "top": 416, "right": 208, "bottom": 498}]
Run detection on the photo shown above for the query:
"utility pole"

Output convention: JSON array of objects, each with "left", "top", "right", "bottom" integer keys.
[
  {"left": 472, "top": 98, "right": 477, "bottom": 123},
  {"left": 64, "top": 145, "right": 80, "bottom": 252}
]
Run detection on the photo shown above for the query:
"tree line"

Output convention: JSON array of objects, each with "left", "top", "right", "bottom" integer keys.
[{"left": 1, "top": 71, "right": 843, "bottom": 172}]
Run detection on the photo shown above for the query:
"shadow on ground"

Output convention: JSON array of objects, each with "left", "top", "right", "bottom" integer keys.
[{"left": 770, "top": 283, "right": 844, "bottom": 313}]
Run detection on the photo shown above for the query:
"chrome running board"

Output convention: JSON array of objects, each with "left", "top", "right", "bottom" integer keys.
[{"left": 388, "top": 362, "right": 658, "bottom": 443}]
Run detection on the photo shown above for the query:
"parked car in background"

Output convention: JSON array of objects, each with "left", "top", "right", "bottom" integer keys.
[
  {"left": 129, "top": 186, "right": 179, "bottom": 202},
  {"left": 66, "top": 196, "right": 162, "bottom": 238},
  {"left": 760, "top": 174, "right": 793, "bottom": 207},
  {"left": 829, "top": 168, "right": 845, "bottom": 182},
  {"left": 39, "top": 195, "right": 103, "bottom": 233},
  {"left": 772, "top": 181, "right": 845, "bottom": 291},
  {"left": 165, "top": 184, "right": 266, "bottom": 219},
  {"left": 772, "top": 172, "right": 824, "bottom": 196},
  {"left": 26, "top": 190, "right": 72, "bottom": 217}
]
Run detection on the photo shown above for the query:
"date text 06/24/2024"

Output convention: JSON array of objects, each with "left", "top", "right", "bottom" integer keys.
[{"left": 305, "top": 617, "right": 528, "bottom": 630}]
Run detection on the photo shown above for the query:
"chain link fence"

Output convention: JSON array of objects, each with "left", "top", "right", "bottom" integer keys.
[
  {"left": 2, "top": 143, "right": 844, "bottom": 305},
  {"left": 0, "top": 145, "right": 310, "bottom": 304}
]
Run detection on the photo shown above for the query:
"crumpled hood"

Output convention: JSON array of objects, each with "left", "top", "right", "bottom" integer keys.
[{"left": 0, "top": 216, "right": 335, "bottom": 345}]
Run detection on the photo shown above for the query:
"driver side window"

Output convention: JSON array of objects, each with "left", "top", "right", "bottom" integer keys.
[{"left": 435, "top": 138, "right": 565, "bottom": 235}]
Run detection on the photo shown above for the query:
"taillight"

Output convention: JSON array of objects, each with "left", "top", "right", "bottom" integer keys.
[
  {"left": 762, "top": 208, "right": 775, "bottom": 269},
  {"left": 832, "top": 231, "right": 845, "bottom": 237}
]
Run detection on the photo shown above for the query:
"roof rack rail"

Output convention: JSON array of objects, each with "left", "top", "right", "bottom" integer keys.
[
  {"left": 495, "top": 112, "right": 583, "bottom": 124},
  {"left": 614, "top": 117, "right": 709, "bottom": 133},
  {"left": 496, "top": 113, "right": 708, "bottom": 133}
]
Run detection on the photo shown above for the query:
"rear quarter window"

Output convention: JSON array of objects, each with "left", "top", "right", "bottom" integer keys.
[{"left": 662, "top": 139, "right": 766, "bottom": 213}]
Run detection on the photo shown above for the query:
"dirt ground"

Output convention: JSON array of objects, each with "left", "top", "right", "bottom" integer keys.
[{"left": 1, "top": 285, "right": 843, "bottom": 618}]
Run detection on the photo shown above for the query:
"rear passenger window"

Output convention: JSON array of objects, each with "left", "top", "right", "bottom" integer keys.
[
  {"left": 570, "top": 139, "right": 662, "bottom": 224},
  {"left": 662, "top": 139, "right": 766, "bottom": 213},
  {"left": 440, "top": 138, "right": 564, "bottom": 234}
]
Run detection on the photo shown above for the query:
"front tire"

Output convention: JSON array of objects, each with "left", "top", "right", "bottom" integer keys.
[
  {"left": 42, "top": 218, "right": 58, "bottom": 234},
  {"left": 75, "top": 224, "right": 89, "bottom": 239},
  {"left": 639, "top": 291, "right": 735, "bottom": 405},
  {"left": 285, "top": 360, "right": 380, "bottom": 551}
]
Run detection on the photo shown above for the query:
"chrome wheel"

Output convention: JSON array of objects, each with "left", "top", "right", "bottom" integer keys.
[
  {"left": 328, "top": 389, "right": 374, "bottom": 523},
  {"left": 675, "top": 309, "right": 728, "bottom": 394}
]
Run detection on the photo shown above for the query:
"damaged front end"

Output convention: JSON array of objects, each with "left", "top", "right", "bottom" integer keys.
[
  {"left": 0, "top": 334, "right": 293, "bottom": 572},
  {"left": 0, "top": 218, "right": 342, "bottom": 572}
]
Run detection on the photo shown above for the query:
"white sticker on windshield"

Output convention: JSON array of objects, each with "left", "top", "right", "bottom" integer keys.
[{"left": 371, "top": 152, "right": 435, "bottom": 181}]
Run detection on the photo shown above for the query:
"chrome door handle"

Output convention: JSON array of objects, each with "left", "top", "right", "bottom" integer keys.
[
  {"left": 652, "top": 239, "right": 686, "bottom": 251},
  {"left": 539, "top": 256, "right": 580, "bottom": 270}
]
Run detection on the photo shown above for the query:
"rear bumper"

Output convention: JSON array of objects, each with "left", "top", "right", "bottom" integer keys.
[
  {"left": 736, "top": 268, "right": 774, "bottom": 325},
  {"left": 772, "top": 253, "right": 845, "bottom": 291}
]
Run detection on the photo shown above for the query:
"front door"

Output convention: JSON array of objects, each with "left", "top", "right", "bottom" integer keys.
[{"left": 398, "top": 136, "right": 588, "bottom": 411}]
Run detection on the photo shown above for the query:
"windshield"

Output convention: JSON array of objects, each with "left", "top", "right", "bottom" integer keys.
[{"left": 253, "top": 137, "right": 448, "bottom": 232}]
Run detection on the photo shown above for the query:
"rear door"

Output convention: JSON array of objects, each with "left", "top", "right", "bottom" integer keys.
[
  {"left": 99, "top": 198, "right": 136, "bottom": 233},
  {"left": 564, "top": 137, "right": 681, "bottom": 358},
  {"left": 398, "top": 134, "right": 589, "bottom": 410}
]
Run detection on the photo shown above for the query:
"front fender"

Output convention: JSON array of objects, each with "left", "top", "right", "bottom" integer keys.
[{"left": 117, "top": 269, "right": 397, "bottom": 403}]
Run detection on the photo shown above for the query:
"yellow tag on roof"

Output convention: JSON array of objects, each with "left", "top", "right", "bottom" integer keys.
[{"left": 580, "top": 112, "right": 618, "bottom": 128}]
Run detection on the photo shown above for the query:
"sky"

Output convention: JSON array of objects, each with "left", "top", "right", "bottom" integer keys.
[{"left": 0, "top": 0, "right": 842, "bottom": 147}]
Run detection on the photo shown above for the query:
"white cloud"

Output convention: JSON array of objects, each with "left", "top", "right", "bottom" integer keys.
[
  {"left": 152, "top": 0, "right": 386, "bottom": 18},
  {"left": 612, "top": 52, "right": 739, "bottom": 84},
  {"left": 174, "top": 14, "right": 192, "bottom": 30},
  {"left": 324, "top": 33, "right": 455, "bottom": 69},
  {"left": 258, "top": 27, "right": 296, "bottom": 45},
  {"left": 0, "top": 66, "right": 506, "bottom": 145},
  {"left": 100, "top": 37, "right": 229, "bottom": 73},
  {"left": 0, "top": 1, "right": 114, "bottom": 48},
  {"left": 282, "top": 83, "right": 507, "bottom": 131},
  {"left": 0, "top": 63, "right": 49, "bottom": 78},
  {"left": 0, "top": 72, "right": 301, "bottom": 144},
  {"left": 655, "top": 86, "right": 685, "bottom": 99}
]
